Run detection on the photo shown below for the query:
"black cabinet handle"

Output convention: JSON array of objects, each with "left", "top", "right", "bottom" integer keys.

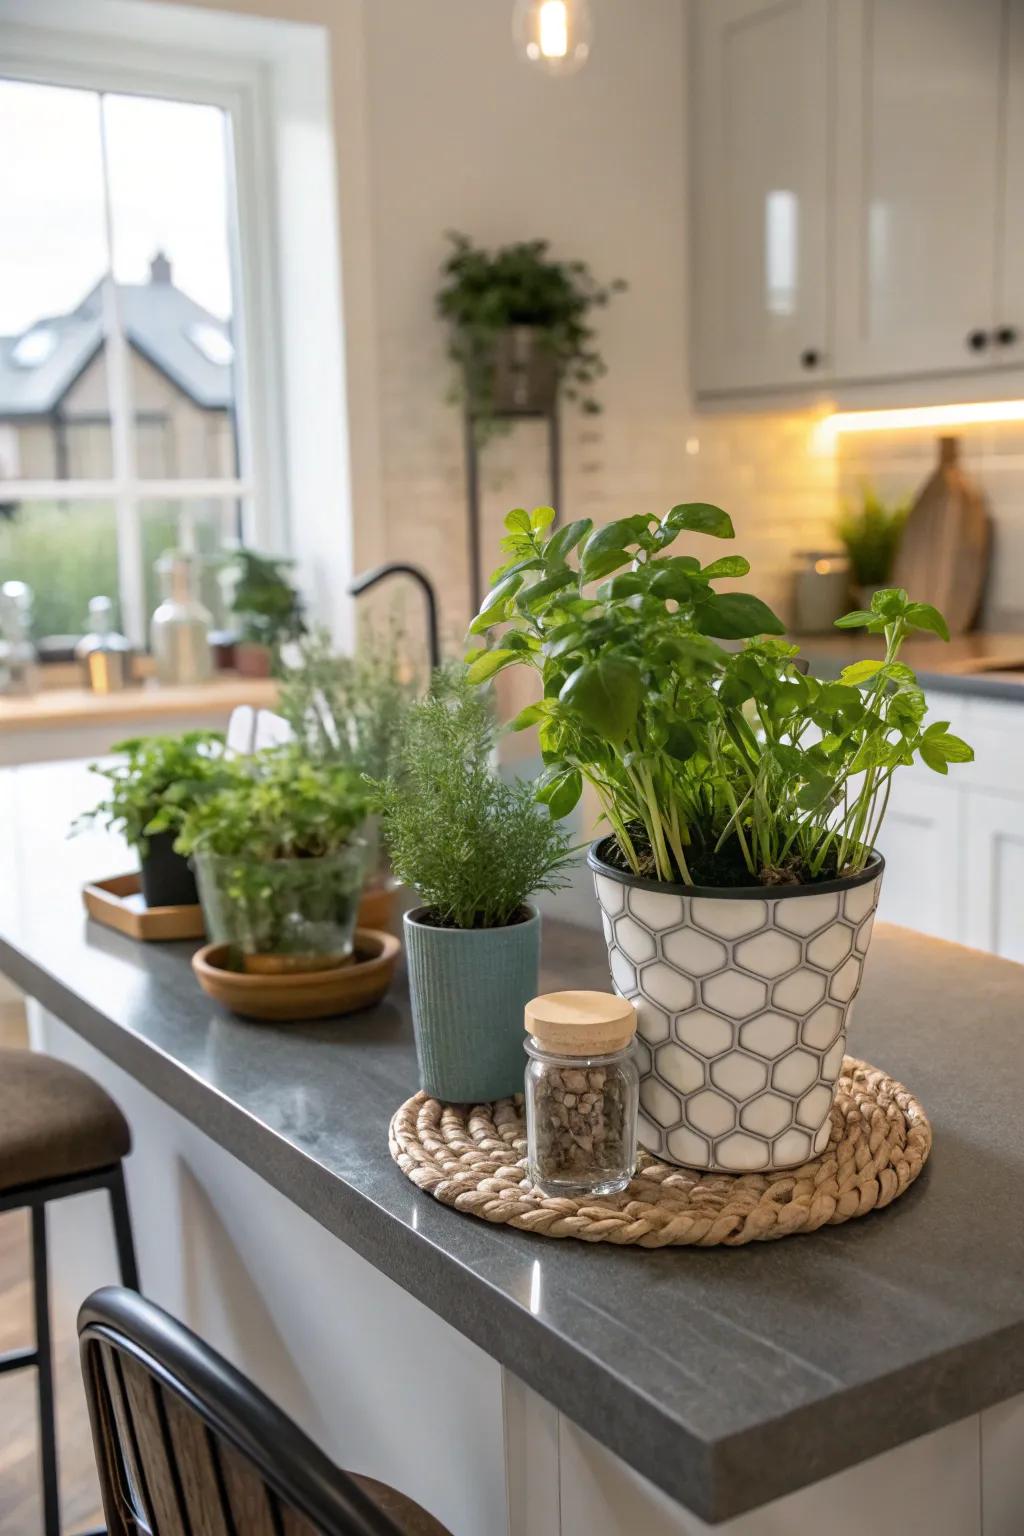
[
  {"left": 995, "top": 325, "right": 1019, "bottom": 346},
  {"left": 967, "top": 329, "right": 989, "bottom": 351},
  {"left": 800, "top": 349, "right": 820, "bottom": 369}
]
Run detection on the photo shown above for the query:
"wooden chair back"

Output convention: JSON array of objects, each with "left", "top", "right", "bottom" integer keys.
[{"left": 78, "top": 1286, "right": 406, "bottom": 1536}]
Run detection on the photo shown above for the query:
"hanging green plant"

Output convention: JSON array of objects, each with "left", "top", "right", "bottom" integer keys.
[{"left": 436, "top": 231, "right": 626, "bottom": 442}]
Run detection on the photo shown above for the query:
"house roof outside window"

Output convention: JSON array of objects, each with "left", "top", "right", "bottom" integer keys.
[{"left": 0, "top": 253, "right": 235, "bottom": 419}]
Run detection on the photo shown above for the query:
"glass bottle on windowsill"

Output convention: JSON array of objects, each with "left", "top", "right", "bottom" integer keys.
[
  {"left": 76, "top": 596, "right": 133, "bottom": 693},
  {"left": 150, "top": 551, "right": 213, "bottom": 687},
  {"left": 0, "top": 581, "right": 39, "bottom": 697}
]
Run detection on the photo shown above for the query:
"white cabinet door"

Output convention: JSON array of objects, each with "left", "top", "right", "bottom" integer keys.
[
  {"left": 691, "top": 0, "right": 831, "bottom": 394},
  {"left": 963, "top": 791, "right": 1024, "bottom": 962},
  {"left": 875, "top": 772, "right": 964, "bottom": 942},
  {"left": 996, "top": 0, "right": 1024, "bottom": 366},
  {"left": 834, "top": 0, "right": 1005, "bottom": 380}
]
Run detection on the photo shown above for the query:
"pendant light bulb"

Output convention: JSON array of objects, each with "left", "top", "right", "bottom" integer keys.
[{"left": 513, "top": 0, "right": 593, "bottom": 76}]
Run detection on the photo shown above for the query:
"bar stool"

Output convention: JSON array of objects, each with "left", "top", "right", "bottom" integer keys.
[
  {"left": 0, "top": 1048, "right": 138, "bottom": 1536},
  {"left": 80, "top": 1286, "right": 453, "bottom": 1536}
]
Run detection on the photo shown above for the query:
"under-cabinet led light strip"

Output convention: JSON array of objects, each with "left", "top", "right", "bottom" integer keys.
[{"left": 816, "top": 399, "right": 1024, "bottom": 446}]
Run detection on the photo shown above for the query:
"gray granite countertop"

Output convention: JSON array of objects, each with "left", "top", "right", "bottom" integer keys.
[{"left": 1, "top": 761, "right": 1023, "bottom": 1524}]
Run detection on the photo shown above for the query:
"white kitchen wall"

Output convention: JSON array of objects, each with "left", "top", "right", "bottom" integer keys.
[
  {"left": 126, "top": 0, "right": 838, "bottom": 634},
  {"left": 360, "top": 0, "right": 691, "bottom": 638}
]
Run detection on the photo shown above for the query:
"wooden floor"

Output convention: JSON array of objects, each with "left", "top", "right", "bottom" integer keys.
[{"left": 0, "top": 999, "right": 103, "bottom": 1535}]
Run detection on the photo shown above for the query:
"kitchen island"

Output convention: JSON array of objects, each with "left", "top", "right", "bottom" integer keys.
[{"left": 1, "top": 760, "right": 1022, "bottom": 1534}]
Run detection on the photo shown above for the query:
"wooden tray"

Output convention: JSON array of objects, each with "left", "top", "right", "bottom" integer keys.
[
  {"left": 83, "top": 874, "right": 206, "bottom": 942},
  {"left": 192, "top": 929, "right": 401, "bottom": 1021}
]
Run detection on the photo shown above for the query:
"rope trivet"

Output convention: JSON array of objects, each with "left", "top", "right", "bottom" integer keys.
[{"left": 388, "top": 1057, "right": 931, "bottom": 1247}]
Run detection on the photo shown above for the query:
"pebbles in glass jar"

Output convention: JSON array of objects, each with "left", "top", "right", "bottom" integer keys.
[{"left": 524, "top": 991, "right": 640, "bottom": 1198}]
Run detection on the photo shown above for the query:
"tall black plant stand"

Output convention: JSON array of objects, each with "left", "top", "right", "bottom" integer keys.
[{"left": 465, "top": 406, "right": 562, "bottom": 616}]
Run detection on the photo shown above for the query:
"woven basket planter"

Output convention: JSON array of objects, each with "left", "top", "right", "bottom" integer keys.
[{"left": 588, "top": 840, "right": 884, "bottom": 1174}]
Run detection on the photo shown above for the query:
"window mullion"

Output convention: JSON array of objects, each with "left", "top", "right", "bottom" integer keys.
[{"left": 97, "top": 92, "right": 146, "bottom": 648}]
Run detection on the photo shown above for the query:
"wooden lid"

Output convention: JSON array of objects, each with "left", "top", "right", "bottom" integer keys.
[{"left": 524, "top": 991, "right": 637, "bottom": 1055}]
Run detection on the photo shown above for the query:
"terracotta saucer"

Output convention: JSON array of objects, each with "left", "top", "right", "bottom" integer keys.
[{"left": 192, "top": 929, "right": 401, "bottom": 1022}]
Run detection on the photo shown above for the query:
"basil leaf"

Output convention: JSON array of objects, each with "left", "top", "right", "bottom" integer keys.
[
  {"left": 663, "top": 503, "right": 735, "bottom": 539},
  {"left": 545, "top": 518, "right": 593, "bottom": 564},
  {"left": 537, "top": 766, "right": 582, "bottom": 819},
  {"left": 834, "top": 610, "right": 875, "bottom": 629},
  {"left": 694, "top": 592, "right": 785, "bottom": 639},
  {"left": 465, "top": 648, "right": 520, "bottom": 684},
  {"left": 559, "top": 658, "right": 642, "bottom": 744},
  {"left": 504, "top": 507, "right": 532, "bottom": 535},
  {"left": 840, "top": 659, "right": 885, "bottom": 686},
  {"left": 468, "top": 572, "right": 524, "bottom": 634},
  {"left": 906, "top": 602, "right": 951, "bottom": 642},
  {"left": 702, "top": 555, "right": 750, "bottom": 579}
]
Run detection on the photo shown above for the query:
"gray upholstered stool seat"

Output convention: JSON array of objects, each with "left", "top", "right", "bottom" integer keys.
[
  {"left": 0, "top": 1047, "right": 137, "bottom": 1536},
  {"left": 0, "top": 1047, "right": 132, "bottom": 1191}
]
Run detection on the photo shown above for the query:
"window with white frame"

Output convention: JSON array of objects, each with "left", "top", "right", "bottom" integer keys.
[{"left": 0, "top": 63, "right": 273, "bottom": 647}]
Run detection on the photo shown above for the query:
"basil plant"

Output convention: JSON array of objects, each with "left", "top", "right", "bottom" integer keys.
[{"left": 467, "top": 505, "right": 973, "bottom": 890}]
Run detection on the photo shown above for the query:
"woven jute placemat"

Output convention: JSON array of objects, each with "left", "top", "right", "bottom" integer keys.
[{"left": 388, "top": 1058, "right": 932, "bottom": 1247}]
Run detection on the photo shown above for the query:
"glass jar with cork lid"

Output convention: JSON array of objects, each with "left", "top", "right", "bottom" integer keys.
[{"left": 524, "top": 990, "right": 639, "bottom": 1198}]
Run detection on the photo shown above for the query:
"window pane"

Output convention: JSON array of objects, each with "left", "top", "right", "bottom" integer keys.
[
  {"left": 140, "top": 498, "right": 240, "bottom": 635},
  {"left": 102, "top": 95, "right": 240, "bottom": 480},
  {"left": 0, "top": 80, "right": 113, "bottom": 482},
  {"left": 0, "top": 501, "right": 119, "bottom": 639}
]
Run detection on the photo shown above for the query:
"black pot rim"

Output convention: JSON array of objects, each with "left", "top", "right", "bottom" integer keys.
[
  {"left": 587, "top": 837, "right": 884, "bottom": 901},
  {"left": 404, "top": 902, "right": 539, "bottom": 933}
]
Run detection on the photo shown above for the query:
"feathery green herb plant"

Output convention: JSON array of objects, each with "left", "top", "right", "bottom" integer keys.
[
  {"left": 372, "top": 672, "right": 575, "bottom": 929},
  {"left": 275, "top": 621, "right": 417, "bottom": 780}
]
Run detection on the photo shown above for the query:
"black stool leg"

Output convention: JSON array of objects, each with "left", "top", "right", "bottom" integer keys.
[
  {"left": 31, "top": 1203, "right": 61, "bottom": 1536},
  {"left": 107, "top": 1164, "right": 139, "bottom": 1291}
]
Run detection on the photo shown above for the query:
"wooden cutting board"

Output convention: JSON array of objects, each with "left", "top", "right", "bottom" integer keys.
[{"left": 892, "top": 436, "right": 990, "bottom": 635}]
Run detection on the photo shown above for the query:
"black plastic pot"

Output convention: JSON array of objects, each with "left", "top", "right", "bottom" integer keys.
[{"left": 140, "top": 832, "right": 199, "bottom": 909}]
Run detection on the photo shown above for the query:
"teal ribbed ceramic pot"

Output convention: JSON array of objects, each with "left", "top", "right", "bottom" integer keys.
[{"left": 403, "top": 904, "right": 540, "bottom": 1102}]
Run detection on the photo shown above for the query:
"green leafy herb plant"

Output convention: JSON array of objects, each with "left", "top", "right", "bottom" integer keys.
[
  {"left": 468, "top": 504, "right": 973, "bottom": 888},
  {"left": 837, "top": 483, "right": 911, "bottom": 588},
  {"left": 371, "top": 671, "right": 576, "bottom": 930},
  {"left": 74, "top": 730, "right": 230, "bottom": 853},
  {"left": 436, "top": 231, "right": 626, "bottom": 442},
  {"left": 222, "top": 549, "right": 306, "bottom": 657},
  {"left": 175, "top": 746, "right": 370, "bottom": 966}
]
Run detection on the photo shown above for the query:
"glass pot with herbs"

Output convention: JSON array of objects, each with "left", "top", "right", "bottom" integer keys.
[{"left": 175, "top": 745, "right": 369, "bottom": 974}]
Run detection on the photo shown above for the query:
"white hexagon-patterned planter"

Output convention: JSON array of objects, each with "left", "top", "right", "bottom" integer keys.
[{"left": 589, "top": 840, "right": 884, "bottom": 1174}]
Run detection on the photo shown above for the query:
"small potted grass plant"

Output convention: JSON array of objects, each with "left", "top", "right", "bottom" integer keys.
[
  {"left": 469, "top": 504, "right": 973, "bottom": 1172},
  {"left": 175, "top": 745, "right": 369, "bottom": 974},
  {"left": 75, "top": 731, "right": 230, "bottom": 908},
  {"left": 372, "top": 670, "right": 575, "bottom": 1102},
  {"left": 837, "top": 483, "right": 911, "bottom": 608}
]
